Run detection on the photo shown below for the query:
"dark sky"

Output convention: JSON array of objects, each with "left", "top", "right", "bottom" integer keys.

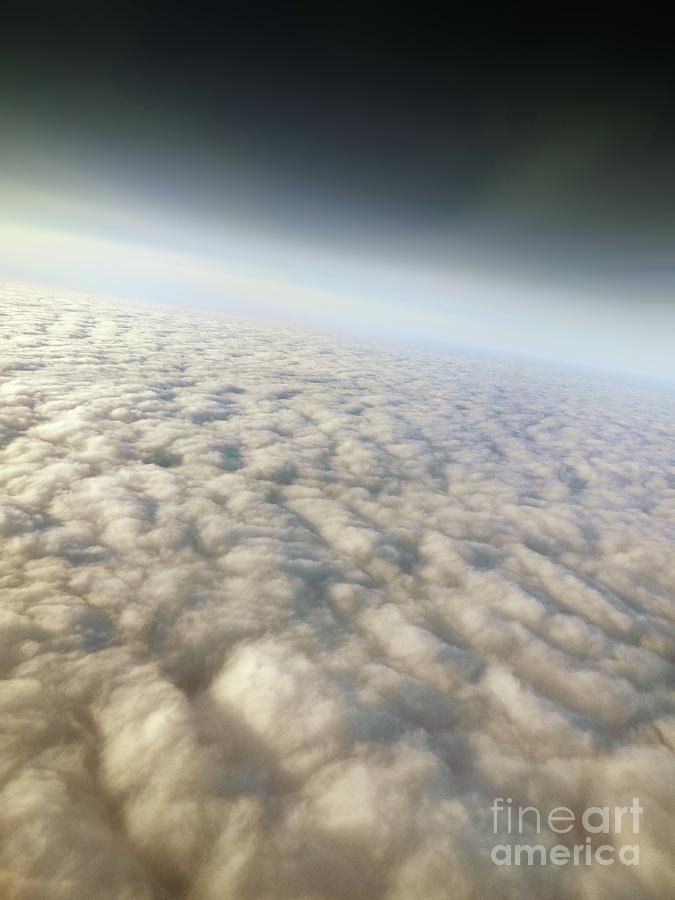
[{"left": 2, "top": 5, "right": 674, "bottom": 291}]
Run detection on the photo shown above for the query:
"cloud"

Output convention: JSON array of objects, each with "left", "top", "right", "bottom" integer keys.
[{"left": 0, "top": 282, "right": 674, "bottom": 898}]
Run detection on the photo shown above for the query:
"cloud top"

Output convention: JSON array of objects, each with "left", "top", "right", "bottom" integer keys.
[{"left": 1, "top": 283, "right": 674, "bottom": 899}]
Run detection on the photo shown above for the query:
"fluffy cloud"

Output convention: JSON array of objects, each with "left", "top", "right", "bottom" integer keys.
[{"left": 0, "top": 282, "right": 674, "bottom": 899}]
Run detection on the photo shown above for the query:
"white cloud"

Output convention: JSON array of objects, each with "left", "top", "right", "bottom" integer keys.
[{"left": 0, "top": 282, "right": 674, "bottom": 898}]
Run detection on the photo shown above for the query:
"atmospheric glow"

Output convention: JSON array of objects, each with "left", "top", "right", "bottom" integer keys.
[{"left": 1, "top": 176, "right": 673, "bottom": 381}]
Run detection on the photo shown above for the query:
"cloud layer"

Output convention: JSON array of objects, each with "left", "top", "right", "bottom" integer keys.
[{"left": 1, "top": 282, "right": 674, "bottom": 899}]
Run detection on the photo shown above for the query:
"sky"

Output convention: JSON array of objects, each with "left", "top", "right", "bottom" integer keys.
[{"left": 1, "top": 6, "right": 674, "bottom": 379}]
